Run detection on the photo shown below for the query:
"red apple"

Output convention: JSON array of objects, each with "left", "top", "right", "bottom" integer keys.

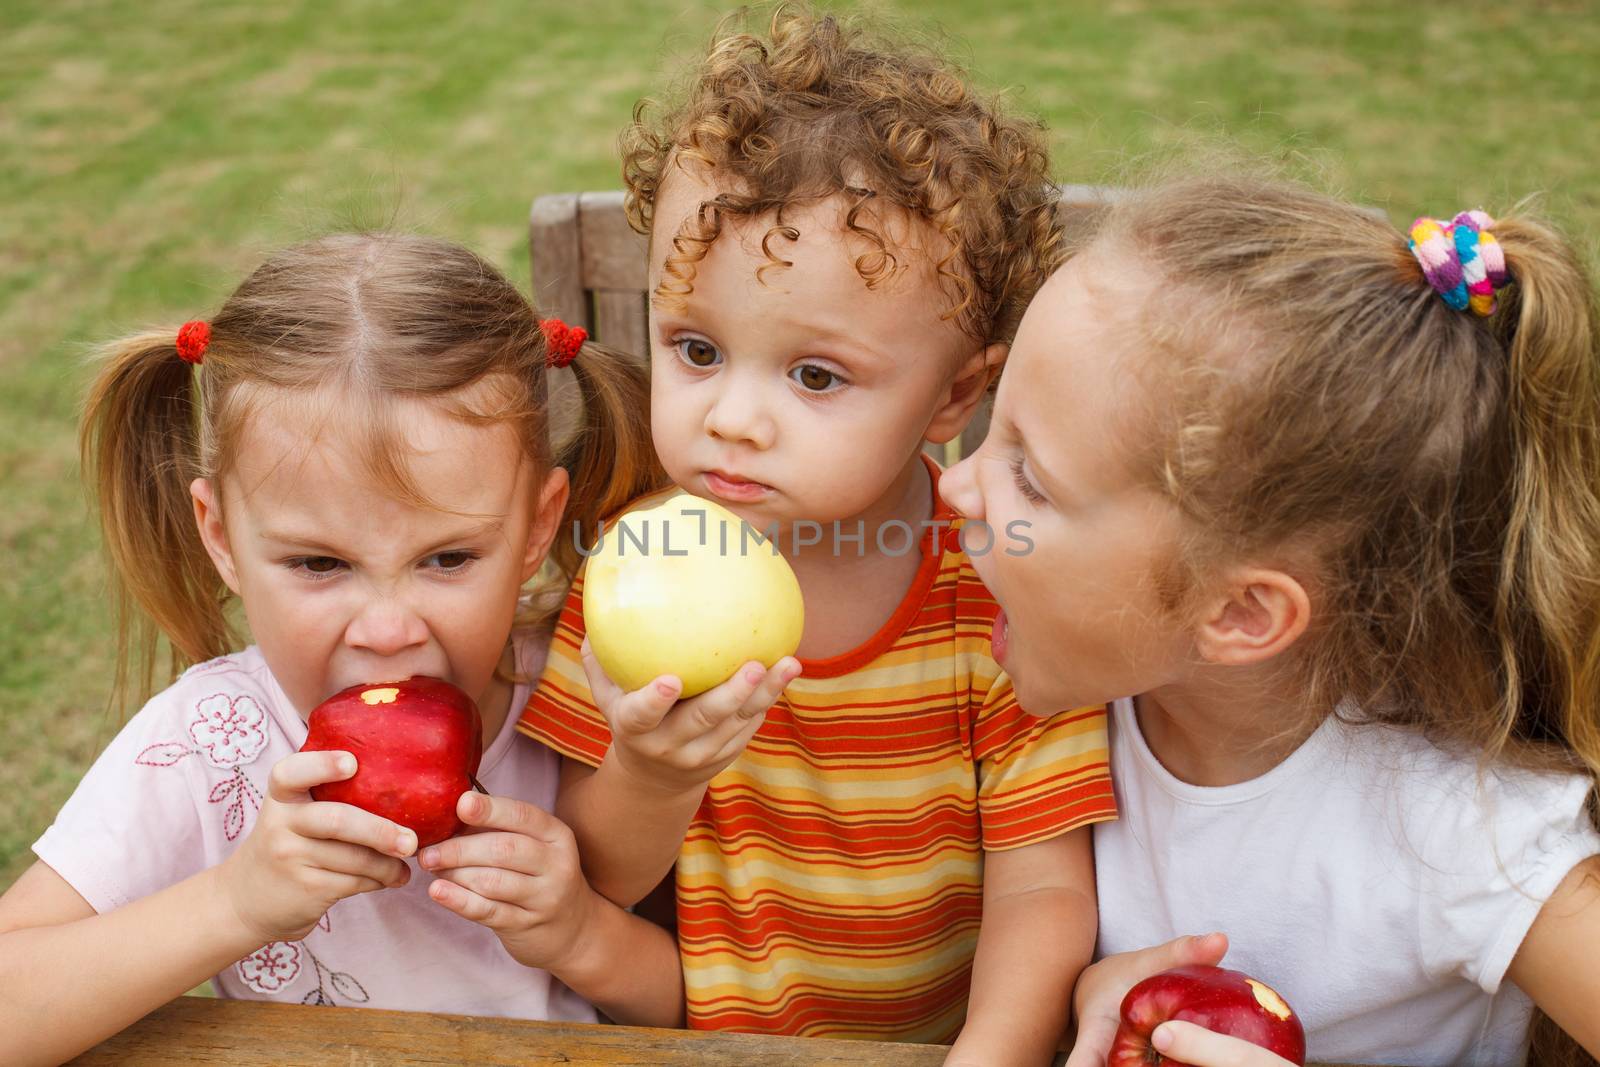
[
  {"left": 1110, "top": 964, "right": 1306, "bottom": 1067},
  {"left": 299, "top": 677, "right": 483, "bottom": 848}
]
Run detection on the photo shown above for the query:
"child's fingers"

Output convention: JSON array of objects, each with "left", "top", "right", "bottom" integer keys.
[
  {"left": 578, "top": 637, "right": 620, "bottom": 704},
  {"left": 289, "top": 801, "right": 418, "bottom": 859},
  {"left": 428, "top": 876, "right": 518, "bottom": 929},
  {"left": 659, "top": 659, "right": 774, "bottom": 745},
  {"left": 419, "top": 827, "right": 556, "bottom": 877},
  {"left": 456, "top": 791, "right": 570, "bottom": 841},
  {"left": 739, "top": 657, "right": 801, "bottom": 720},
  {"left": 702, "top": 698, "right": 771, "bottom": 768},
  {"left": 611, "top": 676, "right": 684, "bottom": 738},
  {"left": 674, "top": 658, "right": 797, "bottom": 762},
  {"left": 707, "top": 656, "right": 799, "bottom": 745},
  {"left": 429, "top": 865, "right": 539, "bottom": 909},
  {"left": 581, "top": 639, "right": 684, "bottom": 736},
  {"left": 267, "top": 750, "right": 357, "bottom": 803},
  {"left": 300, "top": 838, "right": 412, "bottom": 888},
  {"left": 1150, "top": 1021, "right": 1297, "bottom": 1067},
  {"left": 1063, "top": 1014, "right": 1121, "bottom": 1067},
  {"left": 1164, "top": 931, "right": 1229, "bottom": 970},
  {"left": 1113, "top": 932, "right": 1228, "bottom": 983}
]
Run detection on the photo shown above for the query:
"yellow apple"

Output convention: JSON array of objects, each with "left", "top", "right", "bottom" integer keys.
[{"left": 583, "top": 494, "right": 805, "bottom": 697}]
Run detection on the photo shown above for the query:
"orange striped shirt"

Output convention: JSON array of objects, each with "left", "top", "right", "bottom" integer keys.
[{"left": 519, "top": 471, "right": 1115, "bottom": 1041}]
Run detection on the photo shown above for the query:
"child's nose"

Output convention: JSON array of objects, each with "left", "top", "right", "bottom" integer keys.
[
  {"left": 345, "top": 598, "right": 430, "bottom": 657},
  {"left": 704, "top": 379, "right": 776, "bottom": 450},
  {"left": 938, "top": 453, "right": 984, "bottom": 521}
]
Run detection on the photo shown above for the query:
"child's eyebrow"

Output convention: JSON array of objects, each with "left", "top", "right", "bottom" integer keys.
[
  {"left": 801, "top": 321, "right": 890, "bottom": 363},
  {"left": 415, "top": 520, "right": 507, "bottom": 553},
  {"left": 258, "top": 519, "right": 506, "bottom": 556},
  {"left": 256, "top": 530, "right": 346, "bottom": 554}
]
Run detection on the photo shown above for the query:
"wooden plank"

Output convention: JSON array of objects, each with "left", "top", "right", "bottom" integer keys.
[
  {"left": 593, "top": 288, "right": 650, "bottom": 363},
  {"left": 578, "top": 190, "right": 649, "bottom": 291},
  {"left": 530, "top": 192, "right": 590, "bottom": 328},
  {"left": 66, "top": 996, "right": 953, "bottom": 1066},
  {"left": 66, "top": 995, "right": 1395, "bottom": 1067}
]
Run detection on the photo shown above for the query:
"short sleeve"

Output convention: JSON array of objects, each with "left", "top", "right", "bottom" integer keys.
[
  {"left": 1415, "top": 760, "right": 1600, "bottom": 994},
  {"left": 973, "top": 673, "right": 1117, "bottom": 851},
  {"left": 517, "top": 565, "right": 613, "bottom": 766},
  {"left": 33, "top": 691, "right": 214, "bottom": 913}
]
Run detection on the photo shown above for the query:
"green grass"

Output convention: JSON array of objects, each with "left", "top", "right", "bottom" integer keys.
[{"left": 3, "top": 0, "right": 1598, "bottom": 885}]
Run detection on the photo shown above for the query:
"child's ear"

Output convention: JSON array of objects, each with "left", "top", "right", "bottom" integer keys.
[
  {"left": 1192, "top": 567, "right": 1311, "bottom": 666},
  {"left": 521, "top": 466, "right": 571, "bottom": 582},
  {"left": 190, "top": 477, "right": 243, "bottom": 596},
  {"left": 925, "top": 342, "right": 1007, "bottom": 445}
]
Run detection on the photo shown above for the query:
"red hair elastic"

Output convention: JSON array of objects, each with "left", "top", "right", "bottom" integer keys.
[
  {"left": 540, "top": 317, "right": 587, "bottom": 369},
  {"left": 176, "top": 320, "right": 211, "bottom": 365}
]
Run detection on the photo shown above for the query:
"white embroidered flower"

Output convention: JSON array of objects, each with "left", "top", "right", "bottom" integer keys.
[
  {"left": 188, "top": 693, "right": 269, "bottom": 768},
  {"left": 238, "top": 941, "right": 301, "bottom": 993}
]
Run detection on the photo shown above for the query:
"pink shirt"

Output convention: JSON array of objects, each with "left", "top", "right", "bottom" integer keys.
[{"left": 33, "top": 640, "right": 596, "bottom": 1022}]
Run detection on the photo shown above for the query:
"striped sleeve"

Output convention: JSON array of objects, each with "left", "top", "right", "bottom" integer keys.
[
  {"left": 516, "top": 566, "right": 613, "bottom": 767},
  {"left": 973, "top": 675, "right": 1116, "bottom": 851}
]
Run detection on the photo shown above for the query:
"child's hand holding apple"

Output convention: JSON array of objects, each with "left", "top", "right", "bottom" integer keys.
[
  {"left": 215, "top": 749, "right": 417, "bottom": 945},
  {"left": 417, "top": 792, "right": 598, "bottom": 975},
  {"left": 1067, "top": 933, "right": 1229, "bottom": 1067},
  {"left": 580, "top": 637, "right": 801, "bottom": 796},
  {"left": 1131, "top": 1019, "right": 1305, "bottom": 1067},
  {"left": 1068, "top": 933, "right": 1307, "bottom": 1067},
  {"left": 578, "top": 494, "right": 805, "bottom": 797}
]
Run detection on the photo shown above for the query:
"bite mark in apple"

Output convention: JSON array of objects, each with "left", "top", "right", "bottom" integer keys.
[{"left": 1247, "top": 979, "right": 1292, "bottom": 1021}]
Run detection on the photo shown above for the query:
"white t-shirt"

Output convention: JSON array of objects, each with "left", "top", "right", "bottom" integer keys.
[
  {"left": 33, "top": 639, "right": 596, "bottom": 1023},
  {"left": 1094, "top": 697, "right": 1598, "bottom": 1067}
]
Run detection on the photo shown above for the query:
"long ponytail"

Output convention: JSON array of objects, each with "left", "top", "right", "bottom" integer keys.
[
  {"left": 1492, "top": 221, "right": 1600, "bottom": 1067},
  {"left": 1484, "top": 215, "right": 1600, "bottom": 784},
  {"left": 79, "top": 331, "right": 234, "bottom": 713}
]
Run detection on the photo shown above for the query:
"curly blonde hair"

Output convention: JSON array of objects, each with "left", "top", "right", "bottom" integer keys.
[{"left": 621, "top": 3, "right": 1061, "bottom": 344}]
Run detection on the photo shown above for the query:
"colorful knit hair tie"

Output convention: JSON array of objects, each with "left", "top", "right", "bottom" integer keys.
[
  {"left": 1406, "top": 210, "right": 1510, "bottom": 316},
  {"left": 540, "top": 317, "right": 587, "bottom": 369},
  {"left": 175, "top": 320, "right": 211, "bottom": 365}
]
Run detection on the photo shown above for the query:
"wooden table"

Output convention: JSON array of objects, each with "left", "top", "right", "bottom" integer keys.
[
  {"left": 68, "top": 996, "right": 959, "bottom": 1065},
  {"left": 68, "top": 995, "right": 1379, "bottom": 1066}
]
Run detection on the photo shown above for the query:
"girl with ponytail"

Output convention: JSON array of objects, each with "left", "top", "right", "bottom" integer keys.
[
  {"left": 936, "top": 176, "right": 1600, "bottom": 1066},
  {"left": 0, "top": 232, "right": 678, "bottom": 1065}
]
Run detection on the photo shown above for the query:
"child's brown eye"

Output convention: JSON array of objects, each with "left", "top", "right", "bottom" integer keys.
[
  {"left": 303, "top": 557, "right": 341, "bottom": 574},
  {"left": 678, "top": 339, "right": 720, "bottom": 367},
  {"left": 793, "top": 365, "right": 838, "bottom": 391}
]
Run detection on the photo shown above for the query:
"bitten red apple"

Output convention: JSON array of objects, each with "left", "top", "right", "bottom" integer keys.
[
  {"left": 1110, "top": 964, "right": 1306, "bottom": 1067},
  {"left": 298, "top": 677, "right": 483, "bottom": 848}
]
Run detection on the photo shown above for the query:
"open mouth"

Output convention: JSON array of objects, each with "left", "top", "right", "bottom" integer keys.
[{"left": 991, "top": 609, "right": 1010, "bottom": 664}]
